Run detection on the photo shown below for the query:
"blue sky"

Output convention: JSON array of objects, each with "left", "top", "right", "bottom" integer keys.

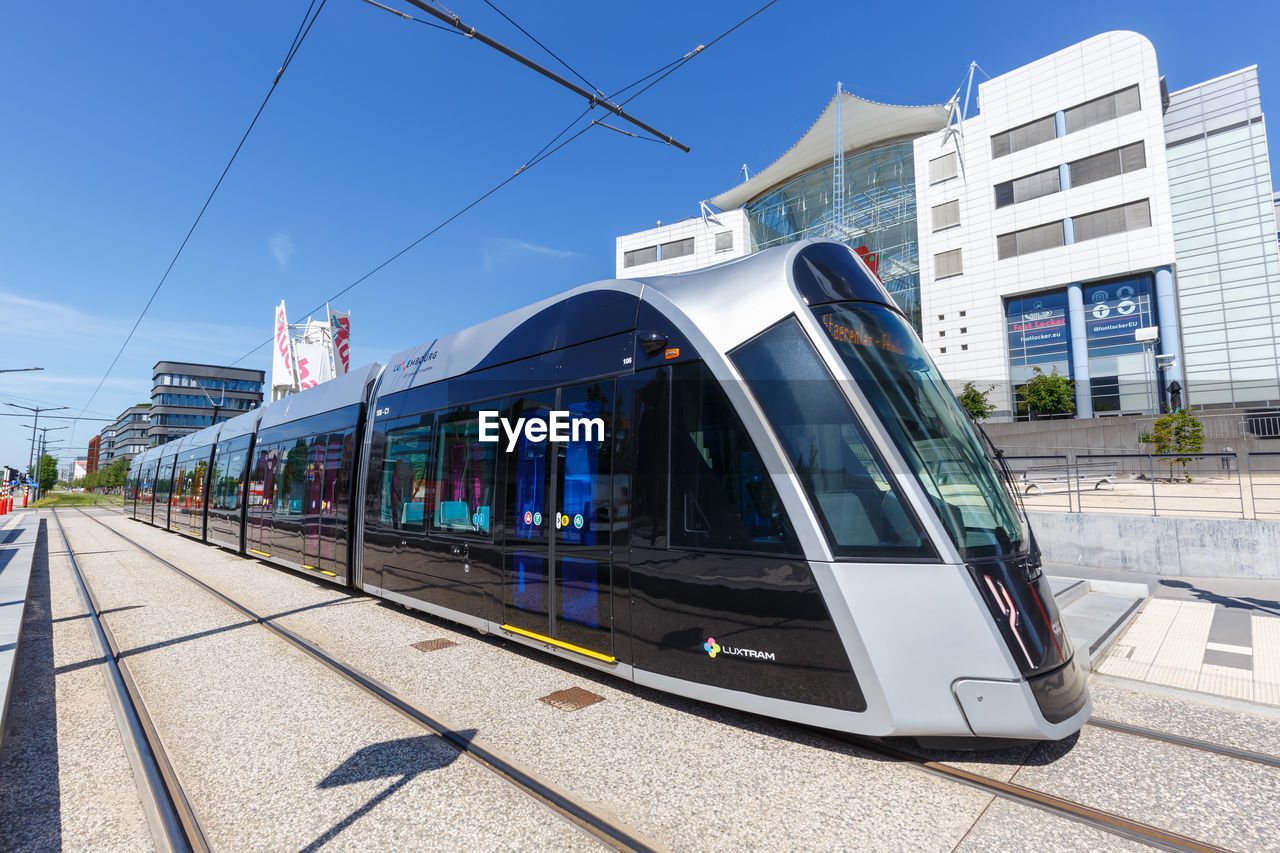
[{"left": 1, "top": 0, "right": 1277, "bottom": 470}]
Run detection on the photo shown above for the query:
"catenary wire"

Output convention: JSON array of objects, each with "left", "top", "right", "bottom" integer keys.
[
  {"left": 231, "top": 2, "right": 777, "bottom": 366},
  {"left": 480, "top": 0, "right": 601, "bottom": 95},
  {"left": 74, "top": 0, "right": 329, "bottom": 423}
]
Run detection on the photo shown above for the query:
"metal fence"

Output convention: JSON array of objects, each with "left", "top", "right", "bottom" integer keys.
[{"left": 1002, "top": 452, "right": 1280, "bottom": 520}]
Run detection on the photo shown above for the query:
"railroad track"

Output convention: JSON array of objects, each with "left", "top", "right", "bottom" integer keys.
[
  {"left": 51, "top": 509, "right": 210, "bottom": 853},
  {"left": 58, "top": 508, "right": 659, "bottom": 853},
  {"left": 73, "top": 507, "right": 1279, "bottom": 852},
  {"left": 823, "top": 731, "right": 1237, "bottom": 853}
]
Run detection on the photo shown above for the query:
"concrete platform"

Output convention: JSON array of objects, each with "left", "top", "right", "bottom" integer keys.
[
  {"left": 1048, "top": 575, "right": 1148, "bottom": 667},
  {"left": 0, "top": 512, "right": 39, "bottom": 749}
]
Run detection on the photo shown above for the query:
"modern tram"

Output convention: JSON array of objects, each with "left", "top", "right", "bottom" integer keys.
[{"left": 125, "top": 240, "right": 1089, "bottom": 741}]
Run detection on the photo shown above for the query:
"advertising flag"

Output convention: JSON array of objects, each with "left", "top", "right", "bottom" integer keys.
[
  {"left": 272, "top": 300, "right": 299, "bottom": 394},
  {"left": 330, "top": 309, "right": 351, "bottom": 376}
]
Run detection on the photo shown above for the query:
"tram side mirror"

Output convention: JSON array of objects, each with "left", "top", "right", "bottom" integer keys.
[{"left": 638, "top": 330, "right": 669, "bottom": 357}]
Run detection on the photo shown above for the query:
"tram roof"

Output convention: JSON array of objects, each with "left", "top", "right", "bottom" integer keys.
[
  {"left": 378, "top": 240, "right": 866, "bottom": 395},
  {"left": 257, "top": 363, "right": 381, "bottom": 432}
]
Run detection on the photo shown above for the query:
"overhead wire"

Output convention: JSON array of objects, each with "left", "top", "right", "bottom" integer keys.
[
  {"left": 480, "top": 0, "right": 600, "bottom": 96},
  {"left": 74, "top": 0, "right": 329, "bottom": 423},
  {"left": 354, "top": 0, "right": 465, "bottom": 34},
  {"left": 222, "top": 0, "right": 782, "bottom": 365}
]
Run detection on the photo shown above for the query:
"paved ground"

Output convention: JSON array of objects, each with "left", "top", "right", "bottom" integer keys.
[
  {"left": 3, "top": 508, "right": 1280, "bottom": 851},
  {"left": 1047, "top": 561, "right": 1280, "bottom": 705}
]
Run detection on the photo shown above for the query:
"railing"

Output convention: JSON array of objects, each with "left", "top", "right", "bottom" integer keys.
[{"left": 1000, "top": 451, "right": 1280, "bottom": 520}]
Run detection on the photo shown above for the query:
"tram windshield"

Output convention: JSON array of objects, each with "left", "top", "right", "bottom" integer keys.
[{"left": 813, "top": 302, "right": 1025, "bottom": 559}]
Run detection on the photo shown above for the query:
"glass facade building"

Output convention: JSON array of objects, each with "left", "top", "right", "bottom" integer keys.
[
  {"left": 745, "top": 140, "right": 924, "bottom": 330},
  {"left": 150, "top": 361, "right": 265, "bottom": 445}
]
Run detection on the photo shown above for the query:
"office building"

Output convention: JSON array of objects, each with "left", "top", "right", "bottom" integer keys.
[
  {"left": 617, "top": 31, "right": 1280, "bottom": 419},
  {"left": 149, "top": 361, "right": 265, "bottom": 445}
]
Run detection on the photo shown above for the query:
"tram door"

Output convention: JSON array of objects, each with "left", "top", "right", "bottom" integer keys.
[
  {"left": 302, "top": 437, "right": 326, "bottom": 572},
  {"left": 503, "top": 383, "right": 614, "bottom": 659}
]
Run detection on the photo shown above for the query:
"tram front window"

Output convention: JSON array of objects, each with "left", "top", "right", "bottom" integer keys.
[{"left": 813, "top": 302, "right": 1024, "bottom": 559}]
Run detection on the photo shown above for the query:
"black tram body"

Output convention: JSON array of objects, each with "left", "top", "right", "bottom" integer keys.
[{"left": 125, "top": 241, "right": 1090, "bottom": 740}]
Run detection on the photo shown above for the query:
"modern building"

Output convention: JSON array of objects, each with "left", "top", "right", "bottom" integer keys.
[
  {"left": 616, "top": 208, "right": 752, "bottom": 276},
  {"left": 106, "top": 404, "right": 152, "bottom": 460},
  {"left": 149, "top": 361, "right": 265, "bottom": 445},
  {"left": 616, "top": 31, "right": 1280, "bottom": 420},
  {"left": 86, "top": 435, "right": 100, "bottom": 474}
]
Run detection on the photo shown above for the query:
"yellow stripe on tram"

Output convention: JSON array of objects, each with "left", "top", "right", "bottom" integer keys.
[
  {"left": 500, "top": 624, "right": 615, "bottom": 663},
  {"left": 248, "top": 548, "right": 271, "bottom": 558}
]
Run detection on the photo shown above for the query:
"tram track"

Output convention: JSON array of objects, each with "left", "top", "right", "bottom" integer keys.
[
  {"left": 820, "top": 730, "right": 1235, "bottom": 853},
  {"left": 62, "top": 508, "right": 660, "bottom": 853},
  {"left": 49, "top": 509, "right": 210, "bottom": 853},
  {"left": 72, "top": 506, "right": 1276, "bottom": 852}
]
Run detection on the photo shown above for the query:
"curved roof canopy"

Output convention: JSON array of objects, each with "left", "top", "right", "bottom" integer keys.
[{"left": 710, "top": 90, "right": 950, "bottom": 211}]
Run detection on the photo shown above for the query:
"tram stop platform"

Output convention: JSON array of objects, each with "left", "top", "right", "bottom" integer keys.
[
  {"left": 1048, "top": 561, "right": 1280, "bottom": 707},
  {"left": 0, "top": 511, "right": 39, "bottom": 751}
]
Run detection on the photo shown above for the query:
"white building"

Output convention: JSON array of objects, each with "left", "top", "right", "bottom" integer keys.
[
  {"left": 617, "top": 31, "right": 1280, "bottom": 420},
  {"left": 616, "top": 208, "right": 751, "bottom": 277}
]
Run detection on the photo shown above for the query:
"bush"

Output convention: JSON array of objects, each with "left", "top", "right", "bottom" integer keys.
[
  {"left": 957, "top": 382, "right": 997, "bottom": 421},
  {"left": 1022, "top": 366, "right": 1075, "bottom": 418},
  {"left": 1150, "top": 409, "right": 1204, "bottom": 482}
]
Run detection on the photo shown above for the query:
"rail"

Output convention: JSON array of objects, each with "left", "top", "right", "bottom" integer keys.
[{"left": 1000, "top": 452, "right": 1280, "bottom": 520}]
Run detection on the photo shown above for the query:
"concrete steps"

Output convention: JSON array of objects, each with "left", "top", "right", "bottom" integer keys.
[{"left": 1049, "top": 575, "right": 1148, "bottom": 668}]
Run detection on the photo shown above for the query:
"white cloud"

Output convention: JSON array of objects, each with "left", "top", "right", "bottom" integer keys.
[
  {"left": 271, "top": 232, "right": 295, "bottom": 271},
  {"left": 483, "top": 238, "right": 579, "bottom": 272}
]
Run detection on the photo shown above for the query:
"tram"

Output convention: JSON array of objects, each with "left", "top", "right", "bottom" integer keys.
[{"left": 126, "top": 240, "right": 1089, "bottom": 740}]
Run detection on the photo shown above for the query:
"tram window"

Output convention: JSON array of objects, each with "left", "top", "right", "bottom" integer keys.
[
  {"left": 732, "top": 318, "right": 932, "bottom": 559},
  {"left": 381, "top": 419, "right": 434, "bottom": 530},
  {"left": 669, "top": 362, "right": 797, "bottom": 553},
  {"left": 433, "top": 406, "right": 497, "bottom": 537},
  {"left": 276, "top": 439, "right": 310, "bottom": 516}
]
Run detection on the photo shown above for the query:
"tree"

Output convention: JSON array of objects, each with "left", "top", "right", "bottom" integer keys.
[
  {"left": 957, "top": 382, "right": 997, "bottom": 421},
  {"left": 1150, "top": 409, "right": 1204, "bottom": 482},
  {"left": 36, "top": 454, "right": 57, "bottom": 494},
  {"left": 1021, "top": 366, "right": 1075, "bottom": 418}
]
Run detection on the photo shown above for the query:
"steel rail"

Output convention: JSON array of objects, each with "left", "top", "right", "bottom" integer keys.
[
  {"left": 824, "top": 731, "right": 1230, "bottom": 853},
  {"left": 51, "top": 509, "right": 210, "bottom": 853},
  {"left": 75, "top": 508, "right": 661, "bottom": 853},
  {"left": 1088, "top": 716, "right": 1280, "bottom": 769}
]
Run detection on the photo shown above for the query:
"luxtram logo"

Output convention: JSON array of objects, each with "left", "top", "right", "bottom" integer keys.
[
  {"left": 478, "top": 411, "right": 605, "bottom": 452},
  {"left": 703, "top": 636, "right": 776, "bottom": 662},
  {"left": 391, "top": 346, "right": 438, "bottom": 373}
]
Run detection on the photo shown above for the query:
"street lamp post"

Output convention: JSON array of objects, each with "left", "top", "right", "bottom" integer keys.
[
  {"left": 5, "top": 402, "right": 68, "bottom": 479},
  {"left": 31, "top": 425, "right": 67, "bottom": 500}
]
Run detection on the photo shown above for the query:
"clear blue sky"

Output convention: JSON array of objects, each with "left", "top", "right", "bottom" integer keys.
[{"left": 2, "top": 0, "right": 1277, "bottom": 470}]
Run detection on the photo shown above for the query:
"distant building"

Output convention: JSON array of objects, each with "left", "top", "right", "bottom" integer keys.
[
  {"left": 106, "top": 405, "right": 152, "bottom": 460},
  {"left": 86, "top": 435, "right": 100, "bottom": 474},
  {"left": 150, "top": 361, "right": 265, "bottom": 445}
]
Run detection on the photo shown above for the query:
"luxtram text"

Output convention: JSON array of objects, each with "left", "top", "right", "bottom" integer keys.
[{"left": 478, "top": 411, "right": 605, "bottom": 451}]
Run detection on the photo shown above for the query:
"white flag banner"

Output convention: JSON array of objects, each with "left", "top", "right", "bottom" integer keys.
[
  {"left": 294, "top": 341, "right": 334, "bottom": 390},
  {"left": 330, "top": 310, "right": 351, "bottom": 376},
  {"left": 272, "top": 301, "right": 298, "bottom": 392}
]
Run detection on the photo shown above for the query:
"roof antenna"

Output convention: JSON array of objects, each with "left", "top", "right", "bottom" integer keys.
[{"left": 740, "top": 163, "right": 751, "bottom": 181}]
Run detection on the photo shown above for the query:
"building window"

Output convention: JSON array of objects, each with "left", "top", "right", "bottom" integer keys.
[
  {"left": 997, "top": 221, "right": 1066, "bottom": 259},
  {"left": 940, "top": 347, "right": 947, "bottom": 354},
  {"left": 961, "top": 344, "right": 968, "bottom": 351},
  {"left": 623, "top": 246, "right": 657, "bottom": 268},
  {"left": 1073, "top": 200, "right": 1152, "bottom": 243},
  {"left": 714, "top": 232, "right": 734, "bottom": 252},
  {"left": 929, "top": 152, "right": 958, "bottom": 184},
  {"left": 1069, "top": 142, "right": 1146, "bottom": 187},
  {"left": 994, "top": 167, "right": 1061, "bottom": 208},
  {"left": 661, "top": 237, "right": 695, "bottom": 261},
  {"left": 1064, "top": 85, "right": 1141, "bottom": 134},
  {"left": 960, "top": 327, "right": 967, "bottom": 334},
  {"left": 991, "top": 115, "right": 1056, "bottom": 158},
  {"left": 959, "top": 310, "right": 966, "bottom": 317},
  {"left": 939, "top": 330, "right": 946, "bottom": 337},
  {"left": 932, "top": 199, "right": 960, "bottom": 230},
  {"left": 934, "top": 249, "right": 963, "bottom": 279}
]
